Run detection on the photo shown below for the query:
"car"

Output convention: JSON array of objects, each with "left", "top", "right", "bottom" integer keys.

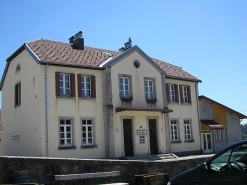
[{"left": 167, "top": 140, "right": 247, "bottom": 185}]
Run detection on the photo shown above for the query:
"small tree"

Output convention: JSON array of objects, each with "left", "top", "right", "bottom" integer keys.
[{"left": 240, "top": 123, "right": 247, "bottom": 140}]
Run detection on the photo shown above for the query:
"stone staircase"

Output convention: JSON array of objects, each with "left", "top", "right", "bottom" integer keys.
[{"left": 122, "top": 153, "right": 178, "bottom": 161}]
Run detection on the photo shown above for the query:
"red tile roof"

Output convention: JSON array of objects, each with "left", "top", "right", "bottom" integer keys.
[{"left": 25, "top": 39, "right": 201, "bottom": 82}]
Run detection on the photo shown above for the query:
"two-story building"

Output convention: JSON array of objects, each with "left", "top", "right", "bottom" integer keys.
[{"left": 0, "top": 32, "right": 202, "bottom": 158}]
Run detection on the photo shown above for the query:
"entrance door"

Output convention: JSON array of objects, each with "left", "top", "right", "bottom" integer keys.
[
  {"left": 202, "top": 132, "right": 213, "bottom": 153},
  {"left": 123, "top": 119, "right": 133, "bottom": 157},
  {"left": 149, "top": 119, "right": 158, "bottom": 155}
]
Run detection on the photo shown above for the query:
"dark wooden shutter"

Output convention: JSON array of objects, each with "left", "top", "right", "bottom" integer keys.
[
  {"left": 187, "top": 85, "right": 191, "bottom": 103},
  {"left": 77, "top": 74, "right": 81, "bottom": 97},
  {"left": 91, "top": 76, "right": 96, "bottom": 98},
  {"left": 55, "top": 72, "right": 60, "bottom": 96},
  {"left": 166, "top": 83, "right": 170, "bottom": 102},
  {"left": 179, "top": 85, "right": 183, "bottom": 103},
  {"left": 174, "top": 84, "right": 179, "bottom": 102},
  {"left": 19, "top": 82, "right": 21, "bottom": 105},
  {"left": 70, "top": 74, "right": 75, "bottom": 97}
]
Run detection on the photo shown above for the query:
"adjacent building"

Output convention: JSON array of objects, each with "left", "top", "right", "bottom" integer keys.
[
  {"left": 199, "top": 95, "right": 247, "bottom": 153},
  {"left": 0, "top": 31, "right": 210, "bottom": 158}
]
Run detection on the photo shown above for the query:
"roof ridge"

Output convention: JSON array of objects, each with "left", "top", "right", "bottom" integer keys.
[{"left": 25, "top": 38, "right": 44, "bottom": 44}]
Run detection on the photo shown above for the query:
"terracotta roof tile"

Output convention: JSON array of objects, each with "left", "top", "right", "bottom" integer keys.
[
  {"left": 201, "top": 120, "right": 224, "bottom": 129},
  {"left": 26, "top": 39, "right": 201, "bottom": 82}
]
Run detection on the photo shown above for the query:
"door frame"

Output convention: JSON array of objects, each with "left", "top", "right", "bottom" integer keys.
[
  {"left": 147, "top": 116, "right": 159, "bottom": 155},
  {"left": 121, "top": 116, "right": 136, "bottom": 157},
  {"left": 202, "top": 131, "right": 213, "bottom": 154}
]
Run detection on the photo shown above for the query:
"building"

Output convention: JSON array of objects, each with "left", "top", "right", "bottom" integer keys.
[
  {"left": 199, "top": 95, "right": 247, "bottom": 153},
  {"left": 0, "top": 32, "right": 202, "bottom": 158}
]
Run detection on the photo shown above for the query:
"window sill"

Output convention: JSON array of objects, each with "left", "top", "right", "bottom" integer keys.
[
  {"left": 168, "top": 102, "right": 179, "bottom": 104},
  {"left": 14, "top": 104, "right": 21, "bottom": 108},
  {"left": 120, "top": 97, "right": 133, "bottom": 102},
  {"left": 146, "top": 99, "right": 157, "bottom": 103},
  {"left": 58, "top": 146, "right": 77, "bottom": 150},
  {"left": 81, "top": 145, "right": 97, "bottom": 149},
  {"left": 79, "top": 97, "right": 95, "bottom": 100},
  {"left": 171, "top": 140, "right": 182, "bottom": 144},
  {"left": 57, "top": 96, "right": 75, "bottom": 99},
  {"left": 215, "top": 141, "right": 228, "bottom": 143},
  {"left": 184, "top": 139, "right": 195, "bottom": 143},
  {"left": 181, "top": 102, "right": 191, "bottom": 105}
]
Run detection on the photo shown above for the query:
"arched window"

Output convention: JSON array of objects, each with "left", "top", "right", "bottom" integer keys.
[{"left": 16, "top": 64, "right": 20, "bottom": 73}]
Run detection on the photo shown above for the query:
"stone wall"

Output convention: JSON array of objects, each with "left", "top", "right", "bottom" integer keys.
[{"left": 0, "top": 155, "right": 211, "bottom": 185}]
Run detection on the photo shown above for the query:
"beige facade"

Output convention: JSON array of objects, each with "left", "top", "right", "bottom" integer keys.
[{"left": 0, "top": 34, "right": 203, "bottom": 158}]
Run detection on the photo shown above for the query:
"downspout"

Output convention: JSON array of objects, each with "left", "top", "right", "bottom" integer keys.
[
  {"left": 195, "top": 83, "right": 202, "bottom": 154},
  {"left": 45, "top": 63, "right": 49, "bottom": 157}
]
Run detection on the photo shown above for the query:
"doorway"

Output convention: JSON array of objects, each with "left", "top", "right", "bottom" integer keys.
[
  {"left": 149, "top": 119, "right": 158, "bottom": 155},
  {"left": 123, "top": 119, "right": 134, "bottom": 157},
  {"left": 202, "top": 132, "right": 213, "bottom": 153}
]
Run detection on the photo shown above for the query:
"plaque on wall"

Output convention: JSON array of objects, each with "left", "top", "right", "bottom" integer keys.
[{"left": 137, "top": 130, "right": 147, "bottom": 135}]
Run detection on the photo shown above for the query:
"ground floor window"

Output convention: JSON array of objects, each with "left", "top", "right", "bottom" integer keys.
[
  {"left": 171, "top": 120, "right": 179, "bottom": 141},
  {"left": 81, "top": 119, "right": 94, "bottom": 146},
  {"left": 59, "top": 118, "right": 73, "bottom": 147},
  {"left": 214, "top": 129, "right": 227, "bottom": 142},
  {"left": 184, "top": 119, "right": 192, "bottom": 140}
]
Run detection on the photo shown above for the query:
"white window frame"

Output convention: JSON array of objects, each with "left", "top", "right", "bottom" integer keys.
[
  {"left": 59, "top": 118, "right": 73, "bottom": 147},
  {"left": 59, "top": 73, "right": 70, "bottom": 96},
  {"left": 145, "top": 79, "right": 154, "bottom": 100},
  {"left": 81, "top": 118, "right": 95, "bottom": 146},
  {"left": 181, "top": 86, "right": 188, "bottom": 103},
  {"left": 171, "top": 120, "right": 179, "bottom": 141},
  {"left": 81, "top": 75, "right": 91, "bottom": 97},
  {"left": 168, "top": 84, "right": 175, "bottom": 102},
  {"left": 120, "top": 77, "right": 130, "bottom": 98},
  {"left": 184, "top": 120, "right": 192, "bottom": 140}
]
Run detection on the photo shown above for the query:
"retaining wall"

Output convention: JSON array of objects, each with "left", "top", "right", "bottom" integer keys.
[{"left": 0, "top": 155, "right": 211, "bottom": 185}]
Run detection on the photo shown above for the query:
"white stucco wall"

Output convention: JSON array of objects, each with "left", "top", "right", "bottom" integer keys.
[
  {"left": 199, "top": 100, "right": 214, "bottom": 120},
  {"left": 166, "top": 79, "right": 201, "bottom": 154},
  {"left": 1, "top": 50, "right": 42, "bottom": 156}
]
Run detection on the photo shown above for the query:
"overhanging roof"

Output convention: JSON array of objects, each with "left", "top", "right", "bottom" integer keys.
[
  {"left": 201, "top": 120, "right": 224, "bottom": 129},
  {"left": 115, "top": 108, "right": 173, "bottom": 113}
]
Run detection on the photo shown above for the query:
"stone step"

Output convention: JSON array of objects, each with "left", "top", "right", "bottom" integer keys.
[{"left": 123, "top": 153, "right": 178, "bottom": 161}]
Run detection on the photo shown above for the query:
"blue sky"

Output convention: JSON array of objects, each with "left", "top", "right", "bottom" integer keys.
[{"left": 0, "top": 1, "right": 246, "bottom": 122}]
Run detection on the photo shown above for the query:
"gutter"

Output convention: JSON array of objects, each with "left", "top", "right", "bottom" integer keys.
[
  {"left": 195, "top": 83, "right": 202, "bottom": 153},
  {"left": 45, "top": 63, "right": 49, "bottom": 157}
]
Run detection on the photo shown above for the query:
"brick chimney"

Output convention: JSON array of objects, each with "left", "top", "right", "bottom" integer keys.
[{"left": 69, "top": 31, "right": 84, "bottom": 50}]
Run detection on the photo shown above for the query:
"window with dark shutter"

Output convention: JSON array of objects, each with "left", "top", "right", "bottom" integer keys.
[
  {"left": 166, "top": 83, "right": 170, "bottom": 102},
  {"left": 174, "top": 84, "right": 179, "bottom": 103},
  {"left": 77, "top": 74, "right": 96, "bottom": 98},
  {"left": 187, "top": 86, "right": 191, "bottom": 103},
  {"left": 55, "top": 72, "right": 75, "bottom": 97}
]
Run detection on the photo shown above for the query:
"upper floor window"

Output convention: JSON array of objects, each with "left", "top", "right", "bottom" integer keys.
[
  {"left": 15, "top": 64, "right": 20, "bottom": 73},
  {"left": 120, "top": 77, "right": 129, "bottom": 98},
  {"left": 145, "top": 80, "right": 154, "bottom": 99},
  {"left": 180, "top": 85, "right": 191, "bottom": 103},
  {"left": 167, "top": 84, "right": 178, "bottom": 103},
  {"left": 15, "top": 82, "right": 21, "bottom": 106},
  {"left": 77, "top": 74, "right": 96, "bottom": 98},
  {"left": 55, "top": 72, "right": 75, "bottom": 97}
]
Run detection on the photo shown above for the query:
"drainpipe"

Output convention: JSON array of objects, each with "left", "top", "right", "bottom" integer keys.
[
  {"left": 195, "top": 83, "right": 202, "bottom": 154},
  {"left": 45, "top": 63, "right": 49, "bottom": 157}
]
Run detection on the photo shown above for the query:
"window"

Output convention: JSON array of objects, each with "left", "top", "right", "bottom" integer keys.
[
  {"left": 77, "top": 74, "right": 96, "bottom": 98},
  {"left": 15, "top": 82, "right": 21, "bottom": 106},
  {"left": 215, "top": 129, "right": 227, "bottom": 142},
  {"left": 171, "top": 120, "right": 179, "bottom": 141},
  {"left": 166, "top": 84, "right": 178, "bottom": 103},
  {"left": 180, "top": 85, "right": 191, "bottom": 103},
  {"left": 119, "top": 74, "right": 133, "bottom": 101},
  {"left": 81, "top": 119, "right": 94, "bottom": 146},
  {"left": 184, "top": 120, "right": 193, "bottom": 141},
  {"left": 59, "top": 118, "right": 73, "bottom": 147},
  {"left": 145, "top": 80, "right": 154, "bottom": 99},
  {"left": 120, "top": 77, "right": 129, "bottom": 98},
  {"left": 15, "top": 64, "right": 20, "bottom": 73},
  {"left": 55, "top": 72, "right": 75, "bottom": 97}
]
